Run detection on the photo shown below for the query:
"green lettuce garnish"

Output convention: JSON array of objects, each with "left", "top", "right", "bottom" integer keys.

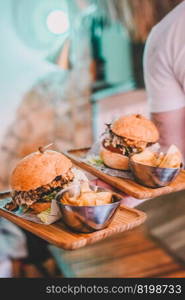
[
  {"left": 41, "top": 191, "right": 58, "bottom": 202},
  {"left": 37, "top": 208, "right": 51, "bottom": 223},
  {"left": 86, "top": 155, "right": 104, "bottom": 166}
]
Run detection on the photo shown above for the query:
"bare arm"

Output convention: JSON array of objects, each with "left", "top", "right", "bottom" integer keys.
[
  {"left": 144, "top": 19, "right": 185, "bottom": 160},
  {"left": 151, "top": 107, "right": 185, "bottom": 159}
]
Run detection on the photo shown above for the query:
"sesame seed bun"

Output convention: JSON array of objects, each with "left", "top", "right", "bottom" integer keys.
[
  {"left": 100, "top": 148, "right": 129, "bottom": 170},
  {"left": 111, "top": 114, "right": 159, "bottom": 143},
  {"left": 10, "top": 150, "right": 73, "bottom": 191}
]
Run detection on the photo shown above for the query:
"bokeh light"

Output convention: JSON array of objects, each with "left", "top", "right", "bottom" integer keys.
[{"left": 46, "top": 10, "right": 69, "bottom": 34}]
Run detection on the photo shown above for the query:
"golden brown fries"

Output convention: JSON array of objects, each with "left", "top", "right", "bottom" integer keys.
[{"left": 132, "top": 145, "right": 182, "bottom": 168}]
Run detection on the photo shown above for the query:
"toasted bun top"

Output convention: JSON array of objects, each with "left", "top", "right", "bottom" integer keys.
[
  {"left": 111, "top": 114, "right": 159, "bottom": 142},
  {"left": 10, "top": 150, "right": 73, "bottom": 191}
]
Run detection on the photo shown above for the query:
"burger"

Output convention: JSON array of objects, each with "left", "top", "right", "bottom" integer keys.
[
  {"left": 7, "top": 147, "right": 87, "bottom": 213},
  {"left": 100, "top": 114, "right": 159, "bottom": 170}
]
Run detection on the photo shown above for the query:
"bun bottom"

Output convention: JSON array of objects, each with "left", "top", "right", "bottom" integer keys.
[
  {"left": 30, "top": 202, "right": 51, "bottom": 214},
  {"left": 100, "top": 148, "right": 129, "bottom": 170}
]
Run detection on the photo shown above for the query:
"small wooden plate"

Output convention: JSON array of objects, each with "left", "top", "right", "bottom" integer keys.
[
  {"left": 0, "top": 205, "right": 146, "bottom": 250},
  {"left": 65, "top": 148, "right": 185, "bottom": 199}
]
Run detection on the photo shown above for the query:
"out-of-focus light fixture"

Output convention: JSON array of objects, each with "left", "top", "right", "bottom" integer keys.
[{"left": 46, "top": 9, "right": 69, "bottom": 34}]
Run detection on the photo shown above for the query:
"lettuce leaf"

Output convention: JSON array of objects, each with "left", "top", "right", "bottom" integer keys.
[{"left": 37, "top": 208, "right": 51, "bottom": 223}]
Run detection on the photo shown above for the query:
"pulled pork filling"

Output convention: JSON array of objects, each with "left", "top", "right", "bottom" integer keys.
[
  {"left": 103, "top": 124, "right": 150, "bottom": 156},
  {"left": 11, "top": 169, "right": 74, "bottom": 208}
]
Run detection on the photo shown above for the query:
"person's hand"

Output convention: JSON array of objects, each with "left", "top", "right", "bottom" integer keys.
[{"left": 90, "top": 179, "right": 148, "bottom": 208}]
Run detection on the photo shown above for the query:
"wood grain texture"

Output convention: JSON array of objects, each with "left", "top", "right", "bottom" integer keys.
[
  {"left": 50, "top": 227, "right": 185, "bottom": 278},
  {"left": 65, "top": 148, "right": 185, "bottom": 199},
  {"left": 0, "top": 205, "right": 146, "bottom": 250}
]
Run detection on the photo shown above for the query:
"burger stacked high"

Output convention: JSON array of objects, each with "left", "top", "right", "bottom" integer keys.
[
  {"left": 101, "top": 114, "right": 159, "bottom": 170},
  {"left": 8, "top": 148, "right": 86, "bottom": 213}
]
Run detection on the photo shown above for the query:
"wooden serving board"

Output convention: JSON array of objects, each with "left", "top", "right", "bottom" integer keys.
[
  {"left": 65, "top": 148, "right": 185, "bottom": 200},
  {"left": 0, "top": 205, "right": 146, "bottom": 250}
]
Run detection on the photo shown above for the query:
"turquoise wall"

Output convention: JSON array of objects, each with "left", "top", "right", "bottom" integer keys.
[
  {"left": 0, "top": 0, "right": 63, "bottom": 141},
  {"left": 0, "top": 0, "right": 134, "bottom": 141},
  {"left": 102, "top": 23, "right": 134, "bottom": 86}
]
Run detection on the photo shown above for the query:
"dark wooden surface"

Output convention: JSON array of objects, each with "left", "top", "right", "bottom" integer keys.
[
  {"left": 50, "top": 226, "right": 185, "bottom": 278},
  {"left": 139, "top": 190, "right": 185, "bottom": 268},
  {"left": 50, "top": 191, "right": 185, "bottom": 278},
  {"left": 65, "top": 148, "right": 185, "bottom": 199}
]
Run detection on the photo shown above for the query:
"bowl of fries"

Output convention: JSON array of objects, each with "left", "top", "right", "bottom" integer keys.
[
  {"left": 130, "top": 145, "right": 183, "bottom": 188},
  {"left": 56, "top": 182, "right": 122, "bottom": 233}
]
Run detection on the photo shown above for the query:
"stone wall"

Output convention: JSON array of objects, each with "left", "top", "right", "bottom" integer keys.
[{"left": 0, "top": 71, "right": 93, "bottom": 189}]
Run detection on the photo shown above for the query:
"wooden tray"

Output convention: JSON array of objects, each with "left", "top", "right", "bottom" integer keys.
[
  {"left": 65, "top": 148, "right": 185, "bottom": 199},
  {"left": 0, "top": 205, "right": 146, "bottom": 250}
]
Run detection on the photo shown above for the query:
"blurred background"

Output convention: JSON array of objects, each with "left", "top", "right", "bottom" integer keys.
[
  {"left": 0, "top": 0, "right": 183, "bottom": 189},
  {"left": 1, "top": 0, "right": 185, "bottom": 278},
  {"left": 0, "top": 0, "right": 183, "bottom": 188}
]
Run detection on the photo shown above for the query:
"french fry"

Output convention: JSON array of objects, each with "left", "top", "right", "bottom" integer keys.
[
  {"left": 132, "top": 144, "right": 182, "bottom": 168},
  {"left": 155, "top": 152, "right": 164, "bottom": 166},
  {"left": 132, "top": 149, "right": 157, "bottom": 166},
  {"left": 158, "top": 145, "right": 182, "bottom": 168}
]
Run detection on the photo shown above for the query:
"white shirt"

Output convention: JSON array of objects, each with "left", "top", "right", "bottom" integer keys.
[{"left": 144, "top": 1, "right": 185, "bottom": 113}]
